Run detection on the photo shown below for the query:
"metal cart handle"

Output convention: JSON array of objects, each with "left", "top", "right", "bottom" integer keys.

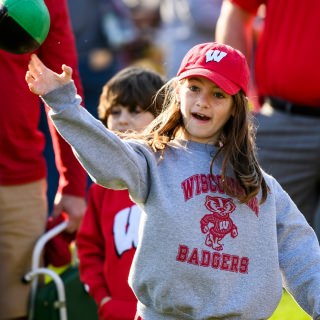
[{"left": 24, "top": 220, "right": 69, "bottom": 320}]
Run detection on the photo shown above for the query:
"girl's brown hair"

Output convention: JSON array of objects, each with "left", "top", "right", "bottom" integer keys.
[
  {"left": 129, "top": 78, "right": 269, "bottom": 205},
  {"left": 97, "top": 66, "right": 165, "bottom": 126}
]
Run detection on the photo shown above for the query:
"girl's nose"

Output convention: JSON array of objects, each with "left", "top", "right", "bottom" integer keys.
[
  {"left": 118, "top": 109, "right": 131, "bottom": 124},
  {"left": 197, "top": 93, "right": 209, "bottom": 108}
]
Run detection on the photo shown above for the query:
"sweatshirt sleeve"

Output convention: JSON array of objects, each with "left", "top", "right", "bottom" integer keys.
[
  {"left": 37, "top": 0, "right": 87, "bottom": 197},
  {"left": 76, "top": 185, "right": 110, "bottom": 305},
  {"left": 42, "top": 82, "right": 152, "bottom": 204},
  {"left": 274, "top": 180, "right": 320, "bottom": 318}
]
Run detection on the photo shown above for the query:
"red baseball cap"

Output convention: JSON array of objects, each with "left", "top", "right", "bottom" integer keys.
[{"left": 177, "top": 42, "right": 250, "bottom": 95}]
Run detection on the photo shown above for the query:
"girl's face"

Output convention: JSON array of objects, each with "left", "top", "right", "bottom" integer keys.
[
  {"left": 177, "top": 76, "right": 234, "bottom": 144},
  {"left": 107, "top": 105, "right": 155, "bottom": 132}
]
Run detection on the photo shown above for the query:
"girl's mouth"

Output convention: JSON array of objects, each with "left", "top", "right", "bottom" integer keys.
[{"left": 192, "top": 112, "right": 210, "bottom": 121}]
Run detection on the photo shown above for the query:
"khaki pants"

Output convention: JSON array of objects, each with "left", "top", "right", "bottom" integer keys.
[{"left": 0, "top": 180, "right": 47, "bottom": 319}]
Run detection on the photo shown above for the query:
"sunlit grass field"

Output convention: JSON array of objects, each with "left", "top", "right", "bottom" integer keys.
[{"left": 269, "top": 290, "right": 310, "bottom": 320}]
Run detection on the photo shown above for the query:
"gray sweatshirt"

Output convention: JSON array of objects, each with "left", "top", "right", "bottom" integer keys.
[{"left": 43, "top": 82, "right": 320, "bottom": 319}]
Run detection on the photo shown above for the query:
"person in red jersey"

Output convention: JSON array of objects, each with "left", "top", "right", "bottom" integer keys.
[
  {"left": 76, "top": 66, "right": 165, "bottom": 320},
  {"left": 216, "top": 0, "right": 320, "bottom": 240},
  {"left": 0, "top": 0, "right": 87, "bottom": 319}
]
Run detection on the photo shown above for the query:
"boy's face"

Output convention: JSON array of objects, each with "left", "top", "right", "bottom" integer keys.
[
  {"left": 177, "top": 76, "right": 234, "bottom": 144},
  {"left": 107, "top": 105, "right": 155, "bottom": 132}
]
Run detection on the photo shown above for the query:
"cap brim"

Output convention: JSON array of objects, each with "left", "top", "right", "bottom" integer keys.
[{"left": 177, "top": 68, "right": 240, "bottom": 95}]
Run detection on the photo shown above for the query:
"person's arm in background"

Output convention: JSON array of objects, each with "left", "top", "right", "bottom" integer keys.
[
  {"left": 215, "top": 0, "right": 262, "bottom": 109},
  {"left": 76, "top": 186, "right": 138, "bottom": 320},
  {"left": 76, "top": 185, "right": 110, "bottom": 308},
  {"left": 215, "top": 0, "right": 256, "bottom": 61},
  {"left": 37, "top": 0, "right": 87, "bottom": 232}
]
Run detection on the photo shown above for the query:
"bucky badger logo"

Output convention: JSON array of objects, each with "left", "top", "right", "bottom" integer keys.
[{"left": 200, "top": 196, "right": 238, "bottom": 251}]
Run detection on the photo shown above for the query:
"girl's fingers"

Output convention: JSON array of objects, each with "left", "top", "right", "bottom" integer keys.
[
  {"left": 25, "top": 72, "right": 37, "bottom": 93},
  {"left": 26, "top": 55, "right": 73, "bottom": 95},
  {"left": 29, "top": 54, "right": 48, "bottom": 79},
  {"left": 25, "top": 70, "right": 34, "bottom": 82},
  {"left": 30, "top": 53, "right": 44, "bottom": 69},
  {"left": 61, "top": 64, "right": 73, "bottom": 80},
  {"left": 27, "top": 60, "right": 37, "bottom": 77}
]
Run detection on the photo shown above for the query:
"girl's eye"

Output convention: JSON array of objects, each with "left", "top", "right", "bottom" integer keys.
[
  {"left": 110, "top": 108, "right": 121, "bottom": 116},
  {"left": 131, "top": 106, "right": 143, "bottom": 114},
  {"left": 189, "top": 85, "right": 199, "bottom": 92},
  {"left": 213, "top": 92, "right": 225, "bottom": 99}
]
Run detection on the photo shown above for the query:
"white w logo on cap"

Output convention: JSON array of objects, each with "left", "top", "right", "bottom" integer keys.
[{"left": 205, "top": 50, "right": 227, "bottom": 63}]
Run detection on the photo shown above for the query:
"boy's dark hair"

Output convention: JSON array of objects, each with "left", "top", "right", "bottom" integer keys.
[{"left": 98, "top": 66, "right": 165, "bottom": 126}]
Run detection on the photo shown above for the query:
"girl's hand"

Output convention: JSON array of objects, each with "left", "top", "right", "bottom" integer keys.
[{"left": 25, "top": 53, "right": 73, "bottom": 96}]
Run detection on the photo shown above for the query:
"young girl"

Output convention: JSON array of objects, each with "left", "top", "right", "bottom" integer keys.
[
  {"left": 26, "top": 42, "right": 320, "bottom": 319},
  {"left": 75, "top": 66, "right": 165, "bottom": 320}
]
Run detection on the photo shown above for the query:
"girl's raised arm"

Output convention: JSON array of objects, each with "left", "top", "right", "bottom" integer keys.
[{"left": 25, "top": 54, "right": 73, "bottom": 96}]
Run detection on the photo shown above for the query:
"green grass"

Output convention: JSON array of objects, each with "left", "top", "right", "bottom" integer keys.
[{"left": 269, "top": 290, "right": 311, "bottom": 320}]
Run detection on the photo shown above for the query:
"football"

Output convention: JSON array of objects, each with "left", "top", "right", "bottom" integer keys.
[{"left": 0, "top": 0, "right": 50, "bottom": 54}]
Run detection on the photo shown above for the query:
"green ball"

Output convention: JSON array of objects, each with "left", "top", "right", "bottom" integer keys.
[{"left": 0, "top": 0, "right": 50, "bottom": 54}]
